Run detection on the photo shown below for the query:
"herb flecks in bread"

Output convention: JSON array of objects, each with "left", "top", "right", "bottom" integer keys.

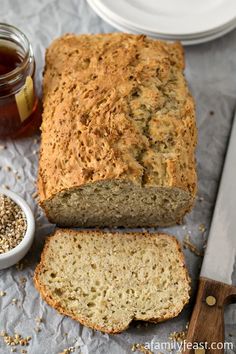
[
  {"left": 34, "top": 230, "right": 191, "bottom": 334},
  {"left": 38, "top": 33, "right": 197, "bottom": 227}
]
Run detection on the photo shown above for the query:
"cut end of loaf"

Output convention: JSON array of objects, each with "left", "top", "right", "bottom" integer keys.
[
  {"left": 42, "top": 180, "right": 194, "bottom": 228},
  {"left": 34, "top": 230, "right": 191, "bottom": 334}
]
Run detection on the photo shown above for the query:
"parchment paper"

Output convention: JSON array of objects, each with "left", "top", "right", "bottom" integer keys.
[{"left": 0, "top": 0, "right": 235, "bottom": 353}]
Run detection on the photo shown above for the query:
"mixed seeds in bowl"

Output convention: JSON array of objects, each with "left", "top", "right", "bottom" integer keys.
[{"left": 0, "top": 194, "right": 27, "bottom": 254}]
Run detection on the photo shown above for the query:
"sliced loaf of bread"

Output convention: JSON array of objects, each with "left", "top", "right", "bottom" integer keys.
[
  {"left": 34, "top": 229, "right": 190, "bottom": 333},
  {"left": 38, "top": 33, "right": 197, "bottom": 228}
]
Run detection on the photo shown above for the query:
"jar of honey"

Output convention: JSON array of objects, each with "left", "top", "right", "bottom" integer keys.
[{"left": 0, "top": 23, "right": 41, "bottom": 138}]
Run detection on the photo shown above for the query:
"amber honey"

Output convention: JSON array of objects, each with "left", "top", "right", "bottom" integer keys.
[
  {"left": 0, "top": 24, "right": 41, "bottom": 138},
  {"left": 0, "top": 45, "right": 22, "bottom": 75}
]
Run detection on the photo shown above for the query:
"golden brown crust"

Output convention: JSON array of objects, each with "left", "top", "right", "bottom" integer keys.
[
  {"left": 34, "top": 229, "right": 191, "bottom": 334},
  {"left": 38, "top": 33, "right": 197, "bottom": 208}
]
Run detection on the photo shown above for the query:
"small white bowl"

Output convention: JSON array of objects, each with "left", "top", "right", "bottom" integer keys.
[{"left": 0, "top": 187, "right": 35, "bottom": 270}]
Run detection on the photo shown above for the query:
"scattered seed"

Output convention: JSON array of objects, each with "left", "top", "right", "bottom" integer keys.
[
  {"left": 209, "top": 110, "right": 214, "bottom": 115},
  {"left": 0, "top": 291, "right": 6, "bottom": 297},
  {"left": 34, "top": 326, "right": 41, "bottom": 333},
  {"left": 0, "top": 145, "right": 6, "bottom": 151},
  {"left": 35, "top": 317, "right": 43, "bottom": 324},
  {"left": 19, "top": 277, "right": 27, "bottom": 287},
  {"left": 198, "top": 224, "right": 206, "bottom": 233},
  {"left": 59, "top": 347, "right": 76, "bottom": 354},
  {"left": 16, "top": 260, "right": 25, "bottom": 271},
  {"left": 1, "top": 185, "right": 9, "bottom": 190},
  {"left": 34, "top": 316, "right": 43, "bottom": 333},
  {"left": 11, "top": 298, "right": 18, "bottom": 305},
  {"left": 169, "top": 330, "right": 187, "bottom": 342},
  {"left": 131, "top": 344, "right": 154, "bottom": 354},
  {"left": 3, "top": 166, "right": 11, "bottom": 172},
  {"left": 1, "top": 333, "right": 31, "bottom": 347}
]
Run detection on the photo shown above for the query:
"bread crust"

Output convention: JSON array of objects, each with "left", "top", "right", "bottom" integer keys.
[
  {"left": 38, "top": 33, "right": 197, "bottom": 221},
  {"left": 34, "top": 229, "right": 191, "bottom": 334}
]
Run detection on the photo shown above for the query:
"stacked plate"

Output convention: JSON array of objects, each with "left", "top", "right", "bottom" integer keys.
[{"left": 87, "top": 0, "right": 236, "bottom": 45}]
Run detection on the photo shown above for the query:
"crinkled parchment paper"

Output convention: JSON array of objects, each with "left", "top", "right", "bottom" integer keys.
[{"left": 0, "top": 0, "right": 235, "bottom": 353}]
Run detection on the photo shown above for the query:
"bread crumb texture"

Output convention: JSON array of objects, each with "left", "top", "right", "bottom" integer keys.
[
  {"left": 38, "top": 33, "right": 197, "bottom": 227},
  {"left": 34, "top": 230, "right": 191, "bottom": 334}
]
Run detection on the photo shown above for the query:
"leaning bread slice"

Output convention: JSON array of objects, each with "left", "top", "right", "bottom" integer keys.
[{"left": 34, "top": 229, "right": 190, "bottom": 334}]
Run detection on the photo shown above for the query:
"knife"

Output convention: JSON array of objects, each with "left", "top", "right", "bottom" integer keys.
[{"left": 184, "top": 111, "right": 236, "bottom": 354}]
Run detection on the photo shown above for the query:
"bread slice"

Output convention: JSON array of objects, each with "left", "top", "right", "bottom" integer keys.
[
  {"left": 38, "top": 33, "right": 197, "bottom": 228},
  {"left": 34, "top": 229, "right": 191, "bottom": 333}
]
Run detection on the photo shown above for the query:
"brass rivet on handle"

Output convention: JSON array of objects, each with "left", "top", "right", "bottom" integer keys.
[
  {"left": 206, "top": 295, "right": 217, "bottom": 306},
  {"left": 194, "top": 349, "right": 206, "bottom": 354}
]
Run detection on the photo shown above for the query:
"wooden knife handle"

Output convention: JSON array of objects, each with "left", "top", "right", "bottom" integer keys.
[{"left": 184, "top": 277, "right": 236, "bottom": 354}]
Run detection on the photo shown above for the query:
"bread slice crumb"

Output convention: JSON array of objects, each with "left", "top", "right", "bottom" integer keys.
[{"left": 34, "top": 229, "right": 191, "bottom": 334}]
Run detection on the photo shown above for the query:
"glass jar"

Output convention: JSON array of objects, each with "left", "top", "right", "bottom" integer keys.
[{"left": 0, "top": 23, "right": 41, "bottom": 138}]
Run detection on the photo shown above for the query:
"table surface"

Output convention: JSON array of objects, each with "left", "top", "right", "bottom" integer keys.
[{"left": 0, "top": 0, "right": 236, "bottom": 353}]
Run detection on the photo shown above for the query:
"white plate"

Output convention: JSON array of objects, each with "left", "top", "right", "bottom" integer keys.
[
  {"left": 91, "top": 0, "right": 236, "bottom": 38},
  {"left": 88, "top": 0, "right": 236, "bottom": 45},
  {"left": 88, "top": 0, "right": 236, "bottom": 39},
  {"left": 88, "top": 0, "right": 236, "bottom": 36}
]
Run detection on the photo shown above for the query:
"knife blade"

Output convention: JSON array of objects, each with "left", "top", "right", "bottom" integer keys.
[
  {"left": 200, "top": 111, "right": 236, "bottom": 284},
  {"left": 184, "top": 110, "right": 236, "bottom": 354}
]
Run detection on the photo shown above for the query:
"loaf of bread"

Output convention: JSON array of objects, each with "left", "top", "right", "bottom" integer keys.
[
  {"left": 34, "top": 229, "right": 190, "bottom": 333},
  {"left": 38, "top": 33, "right": 197, "bottom": 227}
]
